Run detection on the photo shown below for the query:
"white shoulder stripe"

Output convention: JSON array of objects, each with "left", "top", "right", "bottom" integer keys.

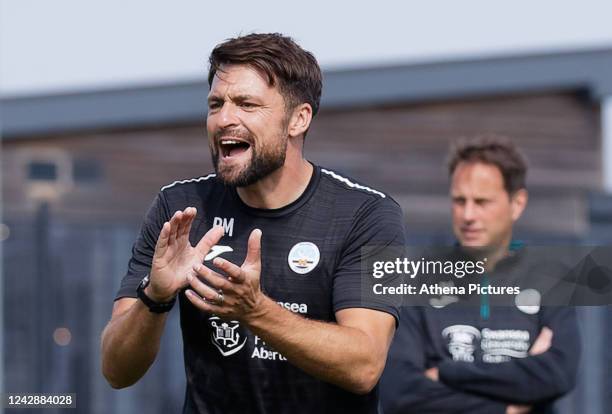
[
  {"left": 321, "top": 168, "right": 386, "bottom": 198},
  {"left": 160, "top": 173, "right": 216, "bottom": 191}
]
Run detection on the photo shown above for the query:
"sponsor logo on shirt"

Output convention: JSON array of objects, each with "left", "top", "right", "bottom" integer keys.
[
  {"left": 443, "top": 325, "right": 480, "bottom": 362},
  {"left": 288, "top": 242, "right": 320, "bottom": 274},
  {"left": 209, "top": 317, "right": 247, "bottom": 356},
  {"left": 481, "top": 328, "right": 530, "bottom": 362},
  {"left": 208, "top": 302, "right": 307, "bottom": 359},
  {"left": 252, "top": 336, "right": 287, "bottom": 361},
  {"left": 277, "top": 301, "right": 308, "bottom": 314},
  {"left": 442, "top": 325, "right": 531, "bottom": 363},
  {"left": 205, "top": 245, "right": 233, "bottom": 261}
]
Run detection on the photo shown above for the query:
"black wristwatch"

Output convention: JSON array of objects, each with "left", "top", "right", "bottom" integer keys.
[{"left": 137, "top": 275, "right": 176, "bottom": 313}]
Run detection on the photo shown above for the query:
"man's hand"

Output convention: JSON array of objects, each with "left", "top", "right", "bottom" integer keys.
[
  {"left": 424, "top": 367, "right": 439, "bottom": 382},
  {"left": 148, "top": 207, "right": 225, "bottom": 302},
  {"left": 529, "top": 327, "right": 553, "bottom": 356},
  {"left": 185, "top": 228, "right": 265, "bottom": 320},
  {"left": 506, "top": 404, "right": 532, "bottom": 414}
]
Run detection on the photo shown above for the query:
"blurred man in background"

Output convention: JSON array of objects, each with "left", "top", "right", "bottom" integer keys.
[
  {"left": 381, "top": 135, "right": 580, "bottom": 414},
  {"left": 101, "top": 33, "right": 406, "bottom": 413}
]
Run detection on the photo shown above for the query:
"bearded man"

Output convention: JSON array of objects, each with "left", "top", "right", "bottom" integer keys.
[{"left": 101, "top": 33, "right": 406, "bottom": 414}]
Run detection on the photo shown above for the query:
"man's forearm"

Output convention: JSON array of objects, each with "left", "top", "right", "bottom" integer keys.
[
  {"left": 101, "top": 299, "right": 168, "bottom": 388},
  {"left": 438, "top": 354, "right": 574, "bottom": 403},
  {"left": 381, "top": 374, "right": 507, "bottom": 414},
  {"left": 243, "top": 296, "right": 391, "bottom": 394}
]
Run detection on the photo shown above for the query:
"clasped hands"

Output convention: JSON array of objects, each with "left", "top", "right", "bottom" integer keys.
[
  {"left": 185, "top": 228, "right": 265, "bottom": 321},
  {"left": 148, "top": 206, "right": 266, "bottom": 321}
]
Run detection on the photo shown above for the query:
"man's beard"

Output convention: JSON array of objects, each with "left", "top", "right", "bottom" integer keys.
[{"left": 210, "top": 127, "right": 288, "bottom": 187}]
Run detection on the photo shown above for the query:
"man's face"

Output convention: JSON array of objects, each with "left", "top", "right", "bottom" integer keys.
[
  {"left": 207, "top": 64, "right": 290, "bottom": 186},
  {"left": 451, "top": 161, "right": 526, "bottom": 250}
]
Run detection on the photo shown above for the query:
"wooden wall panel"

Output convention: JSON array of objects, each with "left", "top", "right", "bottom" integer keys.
[{"left": 2, "top": 90, "right": 600, "bottom": 239}]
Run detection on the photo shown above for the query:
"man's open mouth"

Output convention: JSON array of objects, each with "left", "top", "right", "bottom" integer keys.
[{"left": 219, "top": 138, "right": 251, "bottom": 158}]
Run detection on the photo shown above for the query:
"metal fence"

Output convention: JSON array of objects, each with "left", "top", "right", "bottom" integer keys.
[{"left": 3, "top": 207, "right": 184, "bottom": 414}]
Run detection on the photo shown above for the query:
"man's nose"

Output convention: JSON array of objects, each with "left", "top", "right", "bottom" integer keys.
[
  {"left": 216, "top": 103, "right": 239, "bottom": 128},
  {"left": 462, "top": 201, "right": 477, "bottom": 222}
]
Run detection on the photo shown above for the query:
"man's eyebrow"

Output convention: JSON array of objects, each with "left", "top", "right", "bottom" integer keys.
[
  {"left": 232, "top": 94, "right": 257, "bottom": 102},
  {"left": 207, "top": 94, "right": 258, "bottom": 103}
]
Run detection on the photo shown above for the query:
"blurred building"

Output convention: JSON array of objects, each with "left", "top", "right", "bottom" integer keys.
[{"left": 2, "top": 48, "right": 611, "bottom": 413}]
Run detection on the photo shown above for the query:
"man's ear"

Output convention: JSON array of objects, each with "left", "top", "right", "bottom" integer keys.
[
  {"left": 286, "top": 103, "right": 313, "bottom": 139},
  {"left": 510, "top": 189, "right": 528, "bottom": 222}
]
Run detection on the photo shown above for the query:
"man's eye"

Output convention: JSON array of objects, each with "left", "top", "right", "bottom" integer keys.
[
  {"left": 240, "top": 102, "right": 256, "bottom": 108},
  {"left": 208, "top": 101, "right": 222, "bottom": 110}
]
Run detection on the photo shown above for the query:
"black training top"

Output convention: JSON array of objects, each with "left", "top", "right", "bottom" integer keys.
[
  {"left": 381, "top": 250, "right": 581, "bottom": 414},
  {"left": 115, "top": 164, "right": 407, "bottom": 414}
]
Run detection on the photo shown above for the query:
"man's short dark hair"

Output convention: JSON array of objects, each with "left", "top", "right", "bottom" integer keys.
[
  {"left": 208, "top": 33, "right": 323, "bottom": 118},
  {"left": 448, "top": 134, "right": 528, "bottom": 195}
]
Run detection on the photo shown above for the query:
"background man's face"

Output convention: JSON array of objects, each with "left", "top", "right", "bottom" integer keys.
[
  {"left": 206, "top": 64, "right": 290, "bottom": 186},
  {"left": 451, "top": 161, "right": 525, "bottom": 250}
]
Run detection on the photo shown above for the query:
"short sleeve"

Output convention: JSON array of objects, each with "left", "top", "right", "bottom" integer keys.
[
  {"left": 332, "top": 196, "right": 407, "bottom": 323},
  {"left": 115, "top": 192, "right": 170, "bottom": 300}
]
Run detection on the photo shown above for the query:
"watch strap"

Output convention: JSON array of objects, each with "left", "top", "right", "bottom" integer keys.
[{"left": 136, "top": 275, "right": 176, "bottom": 313}]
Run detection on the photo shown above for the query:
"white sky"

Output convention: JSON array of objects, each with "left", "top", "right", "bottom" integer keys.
[{"left": 1, "top": 0, "right": 612, "bottom": 97}]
